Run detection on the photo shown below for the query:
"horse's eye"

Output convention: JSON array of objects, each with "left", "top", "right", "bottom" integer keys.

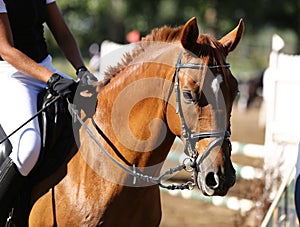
[{"left": 182, "top": 90, "right": 194, "bottom": 103}]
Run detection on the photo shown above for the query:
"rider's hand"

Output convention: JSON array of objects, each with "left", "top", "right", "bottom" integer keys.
[
  {"left": 76, "top": 66, "right": 98, "bottom": 86},
  {"left": 46, "top": 73, "right": 77, "bottom": 98}
]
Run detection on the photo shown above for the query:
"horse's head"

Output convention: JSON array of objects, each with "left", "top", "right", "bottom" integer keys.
[{"left": 167, "top": 18, "right": 244, "bottom": 196}]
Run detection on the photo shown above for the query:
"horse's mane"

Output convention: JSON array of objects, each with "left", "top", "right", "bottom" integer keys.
[
  {"left": 99, "top": 24, "right": 226, "bottom": 87},
  {"left": 99, "top": 25, "right": 183, "bottom": 86}
]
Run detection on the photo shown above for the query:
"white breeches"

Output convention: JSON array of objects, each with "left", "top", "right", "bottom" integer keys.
[{"left": 0, "top": 55, "right": 70, "bottom": 176}]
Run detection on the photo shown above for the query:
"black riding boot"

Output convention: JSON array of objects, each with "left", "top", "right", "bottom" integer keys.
[{"left": 0, "top": 157, "right": 25, "bottom": 226}]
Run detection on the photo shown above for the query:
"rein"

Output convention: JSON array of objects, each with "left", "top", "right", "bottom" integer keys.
[
  {"left": 68, "top": 100, "right": 193, "bottom": 190},
  {"left": 70, "top": 50, "right": 232, "bottom": 190}
]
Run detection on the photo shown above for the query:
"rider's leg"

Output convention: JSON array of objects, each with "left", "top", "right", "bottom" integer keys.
[
  {"left": 0, "top": 77, "right": 42, "bottom": 176},
  {"left": 0, "top": 72, "right": 42, "bottom": 224},
  {"left": 0, "top": 56, "right": 65, "bottom": 223}
]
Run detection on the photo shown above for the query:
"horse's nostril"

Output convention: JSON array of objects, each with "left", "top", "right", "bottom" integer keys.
[{"left": 205, "top": 172, "right": 219, "bottom": 188}]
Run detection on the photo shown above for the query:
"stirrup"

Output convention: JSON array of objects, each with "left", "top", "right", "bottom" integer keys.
[{"left": 0, "top": 124, "right": 12, "bottom": 165}]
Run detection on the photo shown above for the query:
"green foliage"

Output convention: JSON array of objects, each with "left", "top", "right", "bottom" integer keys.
[{"left": 48, "top": 0, "right": 299, "bottom": 77}]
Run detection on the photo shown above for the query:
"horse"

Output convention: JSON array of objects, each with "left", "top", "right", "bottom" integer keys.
[
  {"left": 237, "top": 70, "right": 264, "bottom": 111},
  {"left": 27, "top": 17, "right": 244, "bottom": 226}
]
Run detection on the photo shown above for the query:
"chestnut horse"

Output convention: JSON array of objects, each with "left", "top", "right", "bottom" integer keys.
[{"left": 28, "top": 17, "right": 244, "bottom": 226}]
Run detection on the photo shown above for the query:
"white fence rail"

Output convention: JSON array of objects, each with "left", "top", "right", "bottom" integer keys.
[{"left": 261, "top": 34, "right": 300, "bottom": 226}]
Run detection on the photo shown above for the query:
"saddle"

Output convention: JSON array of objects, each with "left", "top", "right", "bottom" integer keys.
[{"left": 28, "top": 89, "right": 78, "bottom": 183}]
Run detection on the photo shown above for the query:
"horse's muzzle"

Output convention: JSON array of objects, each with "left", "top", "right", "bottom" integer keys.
[{"left": 195, "top": 164, "right": 236, "bottom": 196}]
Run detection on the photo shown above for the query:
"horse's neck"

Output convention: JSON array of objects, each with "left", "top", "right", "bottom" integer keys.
[{"left": 93, "top": 45, "right": 180, "bottom": 167}]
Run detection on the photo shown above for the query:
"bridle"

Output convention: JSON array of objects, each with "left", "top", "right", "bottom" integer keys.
[
  {"left": 172, "top": 50, "right": 232, "bottom": 172},
  {"left": 69, "top": 49, "right": 232, "bottom": 190}
]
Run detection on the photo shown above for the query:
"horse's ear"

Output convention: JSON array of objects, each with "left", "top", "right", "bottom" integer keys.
[
  {"left": 180, "top": 17, "right": 199, "bottom": 51},
  {"left": 219, "top": 19, "right": 244, "bottom": 55}
]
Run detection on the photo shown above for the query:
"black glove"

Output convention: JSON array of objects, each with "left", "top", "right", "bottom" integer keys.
[
  {"left": 76, "top": 66, "right": 98, "bottom": 86},
  {"left": 47, "top": 73, "right": 77, "bottom": 98}
]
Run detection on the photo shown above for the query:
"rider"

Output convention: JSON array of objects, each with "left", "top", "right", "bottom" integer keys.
[{"left": 0, "top": 0, "right": 97, "bottom": 224}]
